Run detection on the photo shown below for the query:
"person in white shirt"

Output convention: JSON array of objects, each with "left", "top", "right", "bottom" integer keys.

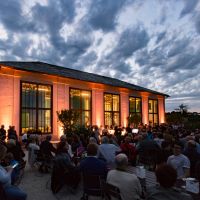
[
  {"left": 167, "top": 141, "right": 190, "bottom": 178},
  {"left": 107, "top": 153, "right": 142, "bottom": 200},
  {"left": 98, "top": 136, "right": 121, "bottom": 168},
  {"left": 28, "top": 136, "right": 40, "bottom": 167}
]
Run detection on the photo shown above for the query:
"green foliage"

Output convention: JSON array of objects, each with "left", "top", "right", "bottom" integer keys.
[
  {"left": 57, "top": 109, "right": 80, "bottom": 136},
  {"left": 74, "top": 125, "right": 92, "bottom": 138},
  {"left": 166, "top": 111, "right": 183, "bottom": 124},
  {"left": 166, "top": 111, "right": 200, "bottom": 130},
  {"left": 127, "top": 113, "right": 141, "bottom": 128}
]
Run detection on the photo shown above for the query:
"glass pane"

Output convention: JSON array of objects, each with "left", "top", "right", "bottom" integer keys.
[
  {"left": 154, "top": 114, "right": 158, "bottom": 125},
  {"left": 129, "top": 97, "right": 136, "bottom": 112},
  {"left": 113, "top": 95, "right": 119, "bottom": 111},
  {"left": 22, "top": 83, "right": 37, "bottom": 108},
  {"left": 21, "top": 109, "right": 36, "bottom": 133},
  {"left": 136, "top": 98, "right": 141, "bottom": 112},
  {"left": 38, "top": 85, "right": 51, "bottom": 108},
  {"left": 149, "top": 100, "right": 153, "bottom": 113},
  {"left": 38, "top": 110, "right": 51, "bottom": 133},
  {"left": 82, "top": 91, "right": 91, "bottom": 110},
  {"left": 154, "top": 100, "right": 158, "bottom": 113},
  {"left": 105, "top": 112, "right": 112, "bottom": 127},
  {"left": 113, "top": 112, "right": 119, "bottom": 126},
  {"left": 104, "top": 94, "right": 112, "bottom": 111},
  {"left": 149, "top": 114, "right": 153, "bottom": 126},
  {"left": 70, "top": 89, "right": 81, "bottom": 109},
  {"left": 82, "top": 111, "right": 90, "bottom": 126}
]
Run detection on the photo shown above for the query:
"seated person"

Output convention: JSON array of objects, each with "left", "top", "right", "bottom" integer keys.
[
  {"left": 28, "top": 137, "right": 40, "bottom": 168},
  {"left": 59, "top": 135, "right": 73, "bottom": 157},
  {"left": 78, "top": 143, "right": 107, "bottom": 178},
  {"left": 2, "top": 153, "right": 20, "bottom": 185},
  {"left": 0, "top": 144, "right": 27, "bottom": 200},
  {"left": 51, "top": 141, "right": 80, "bottom": 193},
  {"left": 146, "top": 164, "right": 192, "bottom": 200},
  {"left": 98, "top": 136, "right": 121, "bottom": 169},
  {"left": 107, "top": 153, "right": 142, "bottom": 200},
  {"left": 39, "top": 135, "right": 56, "bottom": 172},
  {"left": 6, "top": 139, "right": 25, "bottom": 164},
  {"left": 167, "top": 141, "right": 190, "bottom": 178},
  {"left": 120, "top": 136, "right": 137, "bottom": 165}
]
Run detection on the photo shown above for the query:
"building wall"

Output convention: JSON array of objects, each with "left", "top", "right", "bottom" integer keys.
[{"left": 0, "top": 66, "right": 166, "bottom": 138}]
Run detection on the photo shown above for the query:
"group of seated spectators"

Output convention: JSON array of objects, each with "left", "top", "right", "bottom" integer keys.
[
  {"left": 0, "top": 125, "right": 27, "bottom": 200},
  {"left": 1, "top": 123, "right": 200, "bottom": 200}
]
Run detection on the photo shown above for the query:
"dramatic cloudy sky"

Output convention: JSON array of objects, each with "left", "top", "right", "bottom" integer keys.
[{"left": 0, "top": 0, "right": 200, "bottom": 112}]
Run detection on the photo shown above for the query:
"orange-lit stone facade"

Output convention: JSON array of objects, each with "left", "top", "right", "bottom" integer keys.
[{"left": 0, "top": 66, "right": 166, "bottom": 139}]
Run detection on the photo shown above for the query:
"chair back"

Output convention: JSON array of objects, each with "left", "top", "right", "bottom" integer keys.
[
  {"left": 82, "top": 174, "right": 104, "bottom": 196},
  {"left": 0, "top": 183, "right": 7, "bottom": 200},
  {"left": 104, "top": 183, "right": 122, "bottom": 200}
]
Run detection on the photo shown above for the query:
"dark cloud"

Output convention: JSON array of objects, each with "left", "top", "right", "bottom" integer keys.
[
  {"left": 87, "top": 0, "right": 130, "bottom": 31},
  {"left": 167, "top": 38, "right": 189, "bottom": 57},
  {"left": 112, "top": 26, "right": 149, "bottom": 59},
  {"left": 31, "top": 0, "right": 76, "bottom": 52},
  {"left": 179, "top": 0, "right": 198, "bottom": 18},
  {"left": 74, "top": 51, "right": 97, "bottom": 70},
  {"left": 0, "top": 0, "right": 34, "bottom": 32},
  {"left": 195, "top": 13, "right": 200, "bottom": 34},
  {"left": 156, "top": 31, "right": 166, "bottom": 44}
]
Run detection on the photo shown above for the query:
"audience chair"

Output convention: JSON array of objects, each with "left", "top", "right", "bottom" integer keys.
[
  {"left": 81, "top": 174, "right": 105, "bottom": 200},
  {"left": 0, "top": 183, "right": 7, "bottom": 200},
  {"left": 104, "top": 183, "right": 122, "bottom": 200}
]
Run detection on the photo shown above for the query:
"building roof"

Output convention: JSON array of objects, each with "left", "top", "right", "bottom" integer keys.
[{"left": 0, "top": 61, "right": 169, "bottom": 97}]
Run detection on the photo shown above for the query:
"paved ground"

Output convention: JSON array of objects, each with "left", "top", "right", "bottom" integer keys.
[{"left": 18, "top": 159, "right": 102, "bottom": 200}]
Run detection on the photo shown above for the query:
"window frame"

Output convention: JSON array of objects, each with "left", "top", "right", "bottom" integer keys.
[
  {"left": 129, "top": 96, "right": 142, "bottom": 120},
  {"left": 69, "top": 87, "right": 92, "bottom": 126},
  {"left": 148, "top": 99, "right": 159, "bottom": 126},
  {"left": 104, "top": 93, "right": 120, "bottom": 127},
  {"left": 20, "top": 81, "right": 53, "bottom": 135}
]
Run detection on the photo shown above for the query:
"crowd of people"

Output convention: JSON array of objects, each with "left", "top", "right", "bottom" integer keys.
[{"left": 0, "top": 123, "right": 200, "bottom": 199}]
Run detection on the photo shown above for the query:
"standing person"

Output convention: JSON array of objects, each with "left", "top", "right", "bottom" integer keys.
[
  {"left": 167, "top": 141, "right": 190, "bottom": 179},
  {"left": 106, "top": 153, "right": 142, "bottom": 200},
  {"left": 0, "top": 125, "right": 6, "bottom": 141},
  {"left": 8, "top": 126, "right": 18, "bottom": 141},
  {"left": 0, "top": 144, "right": 27, "bottom": 200}
]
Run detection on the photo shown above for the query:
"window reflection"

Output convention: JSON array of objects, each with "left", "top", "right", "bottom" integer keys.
[
  {"left": 148, "top": 99, "right": 158, "bottom": 126},
  {"left": 70, "top": 89, "right": 91, "bottom": 126},
  {"left": 21, "top": 82, "right": 52, "bottom": 134},
  {"left": 104, "top": 94, "right": 120, "bottom": 126},
  {"left": 129, "top": 97, "right": 142, "bottom": 126}
]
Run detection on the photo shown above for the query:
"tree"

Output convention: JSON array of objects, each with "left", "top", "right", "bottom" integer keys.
[
  {"left": 57, "top": 109, "right": 80, "bottom": 136},
  {"left": 175, "top": 104, "right": 189, "bottom": 115}
]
